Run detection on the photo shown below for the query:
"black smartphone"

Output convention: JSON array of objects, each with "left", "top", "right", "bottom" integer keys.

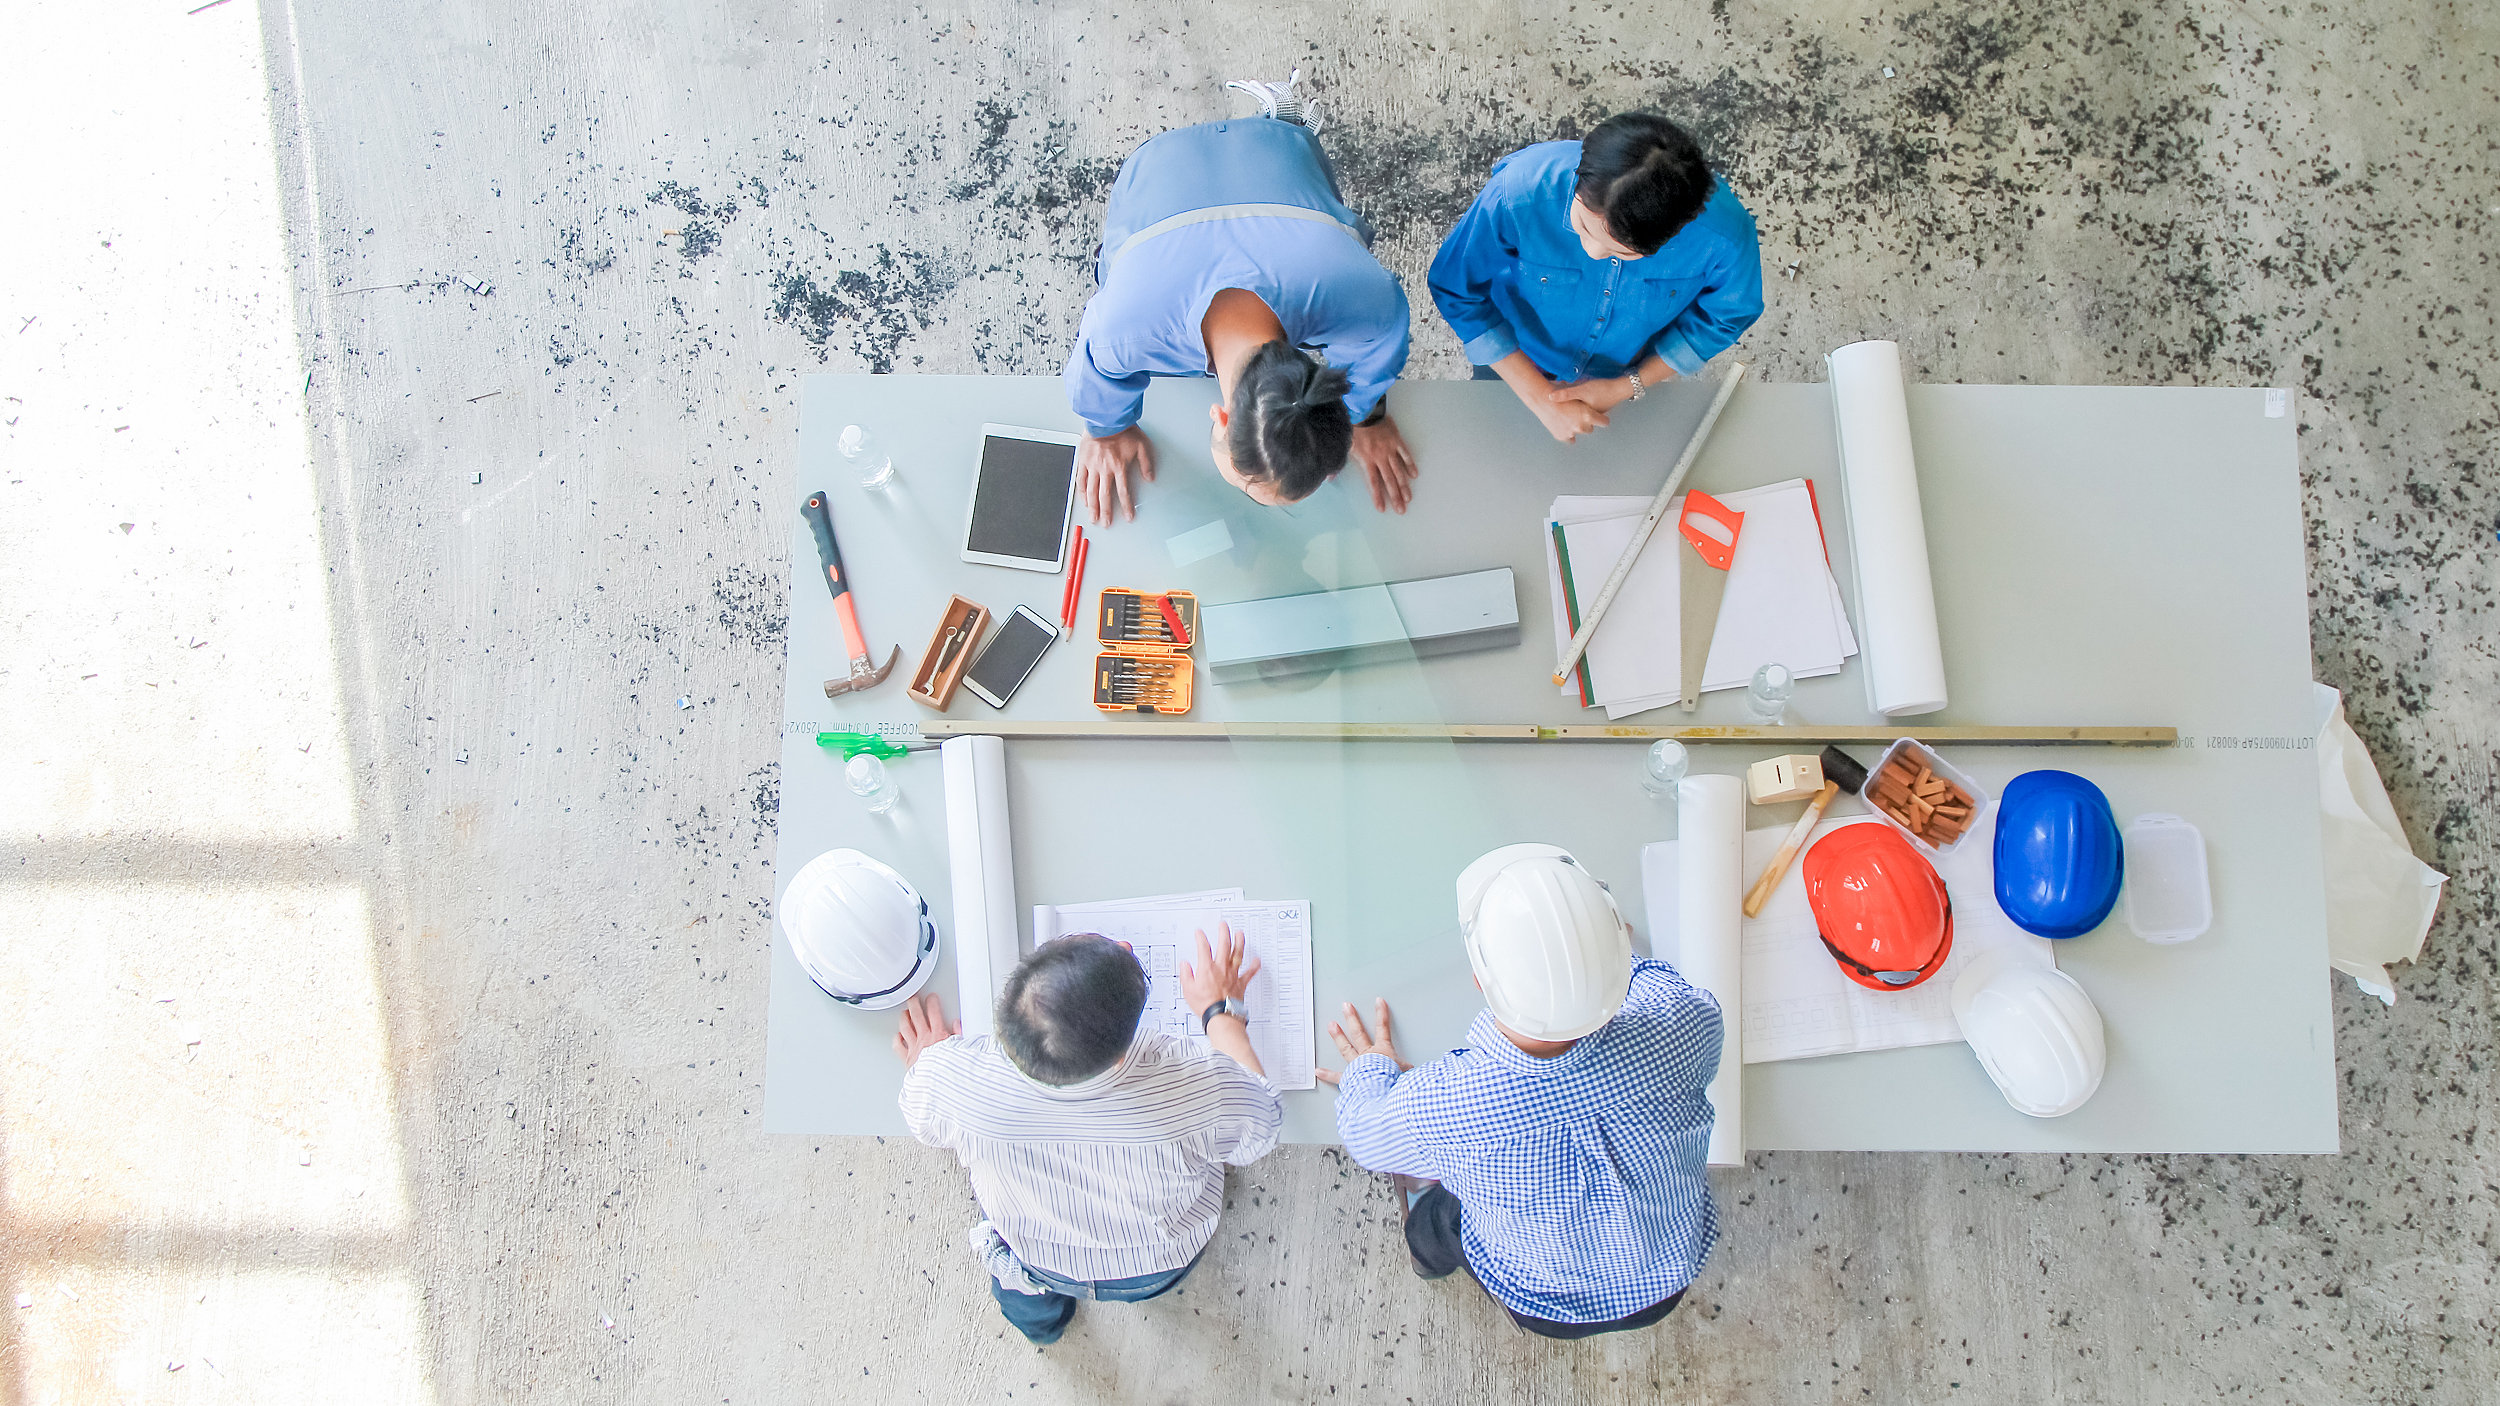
[{"left": 960, "top": 604, "right": 1057, "bottom": 709}]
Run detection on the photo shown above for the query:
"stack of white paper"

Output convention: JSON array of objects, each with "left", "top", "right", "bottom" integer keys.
[
  {"left": 1545, "top": 480, "right": 1858, "bottom": 719},
  {"left": 1030, "top": 891, "right": 1317, "bottom": 1089}
]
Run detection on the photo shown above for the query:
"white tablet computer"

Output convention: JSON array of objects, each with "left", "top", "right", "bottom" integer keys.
[{"left": 960, "top": 424, "right": 1082, "bottom": 572}]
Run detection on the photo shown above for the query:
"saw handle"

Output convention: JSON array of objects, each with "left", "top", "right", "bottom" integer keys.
[{"left": 804, "top": 491, "right": 871, "bottom": 661}]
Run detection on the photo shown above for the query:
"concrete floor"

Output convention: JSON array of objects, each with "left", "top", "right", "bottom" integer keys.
[{"left": 6, "top": 0, "right": 2496, "bottom": 1400}]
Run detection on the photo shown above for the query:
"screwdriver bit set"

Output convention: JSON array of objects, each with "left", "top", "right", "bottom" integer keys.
[{"left": 1093, "top": 587, "right": 1198, "bottom": 715}]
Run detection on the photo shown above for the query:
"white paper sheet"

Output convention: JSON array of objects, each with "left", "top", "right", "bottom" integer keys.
[
  {"left": 1032, "top": 895, "right": 1317, "bottom": 1090},
  {"left": 1674, "top": 775, "right": 1747, "bottom": 1168},
  {"left": 941, "top": 736, "right": 1022, "bottom": 1037},
  {"left": 1546, "top": 481, "right": 1857, "bottom": 718},
  {"left": 1827, "top": 340, "right": 1949, "bottom": 716},
  {"left": 1037, "top": 888, "right": 1245, "bottom": 917},
  {"left": 1644, "top": 813, "right": 2054, "bottom": 1064}
]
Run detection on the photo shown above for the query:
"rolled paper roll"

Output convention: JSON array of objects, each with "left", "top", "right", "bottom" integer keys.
[
  {"left": 1677, "top": 774, "right": 1747, "bottom": 1169},
  {"left": 941, "top": 735, "right": 1021, "bottom": 1036},
  {"left": 1828, "top": 340, "right": 1949, "bottom": 717}
]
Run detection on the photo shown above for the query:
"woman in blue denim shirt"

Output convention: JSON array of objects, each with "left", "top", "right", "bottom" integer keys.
[{"left": 1428, "top": 114, "right": 1765, "bottom": 444}]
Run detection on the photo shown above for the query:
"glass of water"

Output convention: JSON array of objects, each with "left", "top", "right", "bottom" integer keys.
[
  {"left": 1639, "top": 739, "right": 1689, "bottom": 800},
  {"left": 1744, "top": 662, "right": 1795, "bottom": 725},
  {"left": 838, "top": 425, "right": 894, "bottom": 490},
  {"left": 846, "top": 753, "right": 900, "bottom": 815}
]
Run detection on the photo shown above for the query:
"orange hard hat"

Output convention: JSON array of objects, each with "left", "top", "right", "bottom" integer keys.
[{"left": 1803, "top": 823, "right": 1955, "bottom": 991}]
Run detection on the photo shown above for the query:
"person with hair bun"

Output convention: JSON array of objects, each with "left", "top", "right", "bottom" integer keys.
[
  {"left": 1429, "top": 113, "right": 1764, "bottom": 444},
  {"left": 1063, "top": 70, "right": 1419, "bottom": 521}
]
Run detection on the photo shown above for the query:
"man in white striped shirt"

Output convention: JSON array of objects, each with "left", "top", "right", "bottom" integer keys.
[{"left": 895, "top": 922, "right": 1281, "bottom": 1345}]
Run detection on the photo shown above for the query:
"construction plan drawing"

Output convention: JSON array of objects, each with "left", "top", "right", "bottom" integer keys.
[
  {"left": 1032, "top": 893, "right": 1317, "bottom": 1089},
  {"left": 1642, "top": 814, "right": 2054, "bottom": 1064},
  {"left": 1546, "top": 481, "right": 1858, "bottom": 719}
]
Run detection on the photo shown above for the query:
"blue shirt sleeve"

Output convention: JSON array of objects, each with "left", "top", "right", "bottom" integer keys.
[
  {"left": 1333, "top": 276, "right": 1411, "bottom": 423},
  {"left": 1625, "top": 957, "right": 1726, "bottom": 1091},
  {"left": 1427, "top": 160, "right": 1526, "bottom": 367},
  {"left": 1646, "top": 211, "right": 1765, "bottom": 378},
  {"left": 1062, "top": 325, "right": 1154, "bottom": 439},
  {"left": 1331, "top": 1052, "right": 1443, "bottom": 1177}
]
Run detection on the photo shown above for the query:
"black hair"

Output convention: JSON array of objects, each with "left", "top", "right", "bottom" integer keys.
[
  {"left": 994, "top": 934, "right": 1148, "bottom": 1085},
  {"left": 1574, "top": 113, "right": 1715, "bottom": 256},
  {"left": 1228, "top": 340, "right": 1352, "bottom": 503}
]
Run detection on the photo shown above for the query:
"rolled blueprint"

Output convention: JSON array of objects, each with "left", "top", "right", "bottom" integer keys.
[
  {"left": 1827, "top": 340, "right": 1949, "bottom": 717},
  {"left": 1676, "top": 774, "right": 1747, "bottom": 1169},
  {"left": 941, "top": 735, "right": 1021, "bottom": 1036}
]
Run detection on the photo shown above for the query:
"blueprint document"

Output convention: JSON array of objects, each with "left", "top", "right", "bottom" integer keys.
[
  {"left": 1032, "top": 891, "right": 1317, "bottom": 1089},
  {"left": 1642, "top": 814, "right": 2054, "bottom": 1064}
]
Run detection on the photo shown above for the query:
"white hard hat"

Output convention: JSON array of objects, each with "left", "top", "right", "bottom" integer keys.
[
  {"left": 779, "top": 849, "right": 939, "bottom": 1010},
  {"left": 1950, "top": 948, "right": 2106, "bottom": 1117},
  {"left": 1455, "top": 843, "right": 1633, "bottom": 1041}
]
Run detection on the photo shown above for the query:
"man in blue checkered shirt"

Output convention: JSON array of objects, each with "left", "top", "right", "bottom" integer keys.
[{"left": 1320, "top": 844, "right": 1722, "bottom": 1337}]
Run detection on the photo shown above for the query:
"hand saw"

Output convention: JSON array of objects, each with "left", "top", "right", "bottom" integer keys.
[{"left": 1677, "top": 489, "right": 1745, "bottom": 712}]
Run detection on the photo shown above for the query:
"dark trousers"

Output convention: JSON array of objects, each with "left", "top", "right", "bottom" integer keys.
[
  {"left": 1405, "top": 1184, "right": 1685, "bottom": 1340},
  {"left": 988, "top": 1246, "right": 1205, "bottom": 1346}
]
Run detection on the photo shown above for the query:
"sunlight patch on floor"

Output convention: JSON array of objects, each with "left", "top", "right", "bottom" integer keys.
[{"left": 1, "top": 2, "right": 432, "bottom": 1401}]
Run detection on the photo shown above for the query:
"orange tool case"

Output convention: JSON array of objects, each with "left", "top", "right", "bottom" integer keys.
[{"left": 1093, "top": 588, "right": 1198, "bottom": 715}]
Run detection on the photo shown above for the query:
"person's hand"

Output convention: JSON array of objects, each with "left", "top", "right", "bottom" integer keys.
[
  {"left": 1347, "top": 415, "right": 1418, "bottom": 514},
  {"left": 1550, "top": 375, "right": 1641, "bottom": 416},
  {"left": 1531, "top": 382, "right": 1612, "bottom": 442},
  {"left": 892, "top": 991, "right": 957, "bottom": 1070},
  {"left": 1178, "top": 921, "right": 1262, "bottom": 1016},
  {"left": 1076, "top": 426, "right": 1156, "bottom": 524},
  {"left": 1314, "top": 998, "right": 1409, "bottom": 1085}
]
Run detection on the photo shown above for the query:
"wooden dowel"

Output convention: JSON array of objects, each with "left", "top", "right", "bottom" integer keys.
[{"left": 914, "top": 719, "right": 2180, "bottom": 746}]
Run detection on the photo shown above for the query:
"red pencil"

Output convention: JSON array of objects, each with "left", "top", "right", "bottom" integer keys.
[
  {"left": 1058, "top": 526, "right": 1084, "bottom": 627},
  {"left": 1065, "top": 533, "right": 1091, "bottom": 632}
]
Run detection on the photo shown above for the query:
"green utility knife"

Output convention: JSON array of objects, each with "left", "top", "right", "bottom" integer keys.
[{"left": 815, "top": 730, "right": 938, "bottom": 761}]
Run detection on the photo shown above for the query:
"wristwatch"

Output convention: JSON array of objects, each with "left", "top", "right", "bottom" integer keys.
[
  {"left": 1626, "top": 368, "right": 1647, "bottom": 402},
  {"left": 1200, "top": 997, "right": 1250, "bottom": 1028}
]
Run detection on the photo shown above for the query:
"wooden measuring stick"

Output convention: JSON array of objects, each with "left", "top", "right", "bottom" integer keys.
[
  {"left": 1551, "top": 363, "right": 1748, "bottom": 687},
  {"left": 1743, "top": 781, "right": 1842, "bottom": 917},
  {"left": 919, "top": 719, "right": 2182, "bottom": 745}
]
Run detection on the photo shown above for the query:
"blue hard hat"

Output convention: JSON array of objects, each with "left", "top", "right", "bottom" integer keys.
[{"left": 1993, "top": 771, "right": 2124, "bottom": 939}]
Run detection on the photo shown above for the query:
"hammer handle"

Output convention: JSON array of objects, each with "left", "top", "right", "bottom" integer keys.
[
  {"left": 804, "top": 491, "right": 871, "bottom": 662},
  {"left": 1742, "top": 781, "right": 1841, "bottom": 918}
]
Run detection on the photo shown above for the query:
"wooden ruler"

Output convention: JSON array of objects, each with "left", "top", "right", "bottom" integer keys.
[
  {"left": 1551, "top": 362, "right": 1748, "bottom": 687},
  {"left": 917, "top": 719, "right": 2178, "bottom": 746}
]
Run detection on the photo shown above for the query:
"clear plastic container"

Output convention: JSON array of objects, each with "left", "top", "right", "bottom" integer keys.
[
  {"left": 846, "top": 753, "right": 900, "bottom": 815},
  {"left": 1744, "top": 662, "right": 1795, "bottom": 724},
  {"left": 2123, "top": 813, "right": 2211, "bottom": 943},
  {"left": 1866, "top": 737, "right": 1992, "bottom": 857},
  {"left": 1639, "top": 739, "right": 1690, "bottom": 800},
  {"left": 838, "top": 425, "right": 894, "bottom": 490}
]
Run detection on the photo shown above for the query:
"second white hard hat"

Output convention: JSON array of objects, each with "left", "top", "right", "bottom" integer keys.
[
  {"left": 1950, "top": 948, "right": 2106, "bottom": 1117},
  {"left": 1455, "top": 843, "right": 1633, "bottom": 1042},
  {"left": 780, "top": 848, "right": 940, "bottom": 1010}
]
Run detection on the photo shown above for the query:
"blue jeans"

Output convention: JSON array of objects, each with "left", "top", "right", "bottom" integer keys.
[
  {"left": 1093, "top": 118, "right": 1370, "bottom": 285},
  {"left": 989, "top": 1246, "right": 1207, "bottom": 1345},
  {"left": 1406, "top": 1185, "right": 1686, "bottom": 1339}
]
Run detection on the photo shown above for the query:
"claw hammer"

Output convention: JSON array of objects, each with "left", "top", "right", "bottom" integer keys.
[{"left": 805, "top": 490, "right": 899, "bottom": 698}]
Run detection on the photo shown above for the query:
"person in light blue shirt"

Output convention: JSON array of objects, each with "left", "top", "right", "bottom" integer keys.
[
  {"left": 1062, "top": 73, "right": 1419, "bottom": 523},
  {"left": 1429, "top": 114, "right": 1764, "bottom": 444},
  {"left": 1320, "top": 844, "right": 1721, "bottom": 1338}
]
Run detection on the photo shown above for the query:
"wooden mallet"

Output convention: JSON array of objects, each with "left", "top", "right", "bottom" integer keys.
[{"left": 1741, "top": 746, "right": 1871, "bottom": 917}]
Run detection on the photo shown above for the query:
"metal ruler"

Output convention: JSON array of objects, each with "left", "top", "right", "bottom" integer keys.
[{"left": 1551, "top": 362, "right": 1748, "bottom": 687}]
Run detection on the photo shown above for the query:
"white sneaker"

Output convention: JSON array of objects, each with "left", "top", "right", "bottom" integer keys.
[{"left": 1226, "top": 66, "right": 1324, "bottom": 133}]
